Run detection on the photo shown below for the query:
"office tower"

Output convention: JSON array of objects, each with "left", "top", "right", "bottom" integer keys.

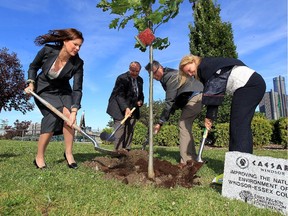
[
  {"left": 273, "top": 76, "right": 288, "bottom": 118},
  {"left": 259, "top": 90, "right": 280, "bottom": 120},
  {"left": 260, "top": 75, "right": 287, "bottom": 120}
]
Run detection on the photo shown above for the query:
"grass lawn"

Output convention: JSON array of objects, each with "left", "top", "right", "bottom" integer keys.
[{"left": 0, "top": 140, "right": 286, "bottom": 215}]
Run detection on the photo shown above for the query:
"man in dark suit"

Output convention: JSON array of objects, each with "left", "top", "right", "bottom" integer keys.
[{"left": 106, "top": 61, "right": 144, "bottom": 151}]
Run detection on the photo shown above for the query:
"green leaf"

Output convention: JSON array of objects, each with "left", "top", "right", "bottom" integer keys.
[{"left": 109, "top": 18, "right": 120, "bottom": 29}]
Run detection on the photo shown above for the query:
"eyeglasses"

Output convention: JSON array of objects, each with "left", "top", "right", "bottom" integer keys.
[{"left": 153, "top": 66, "right": 159, "bottom": 74}]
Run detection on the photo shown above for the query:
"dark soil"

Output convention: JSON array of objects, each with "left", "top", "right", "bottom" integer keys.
[{"left": 83, "top": 149, "right": 204, "bottom": 188}]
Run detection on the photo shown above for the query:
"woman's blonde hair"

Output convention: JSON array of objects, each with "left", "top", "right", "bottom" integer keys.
[{"left": 178, "top": 54, "right": 202, "bottom": 87}]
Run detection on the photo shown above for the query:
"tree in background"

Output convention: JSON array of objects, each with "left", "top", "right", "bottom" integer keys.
[
  {"left": 189, "top": 0, "right": 238, "bottom": 58},
  {"left": 3, "top": 119, "right": 31, "bottom": 139},
  {"left": 0, "top": 47, "right": 34, "bottom": 113},
  {"left": 188, "top": 0, "right": 238, "bottom": 141},
  {"left": 139, "top": 101, "right": 165, "bottom": 127}
]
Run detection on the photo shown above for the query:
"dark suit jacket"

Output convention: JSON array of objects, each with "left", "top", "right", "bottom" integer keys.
[
  {"left": 198, "top": 57, "right": 245, "bottom": 120},
  {"left": 107, "top": 71, "right": 144, "bottom": 120},
  {"left": 159, "top": 67, "right": 203, "bottom": 123},
  {"left": 27, "top": 44, "right": 84, "bottom": 109}
]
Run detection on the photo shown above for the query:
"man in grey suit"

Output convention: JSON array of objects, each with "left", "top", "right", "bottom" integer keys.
[
  {"left": 145, "top": 60, "right": 203, "bottom": 168},
  {"left": 106, "top": 61, "right": 144, "bottom": 151}
]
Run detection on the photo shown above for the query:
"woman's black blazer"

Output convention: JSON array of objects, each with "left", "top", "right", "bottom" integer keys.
[{"left": 27, "top": 44, "right": 84, "bottom": 109}]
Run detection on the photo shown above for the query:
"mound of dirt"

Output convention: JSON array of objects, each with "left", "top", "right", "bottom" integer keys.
[{"left": 83, "top": 149, "right": 204, "bottom": 188}]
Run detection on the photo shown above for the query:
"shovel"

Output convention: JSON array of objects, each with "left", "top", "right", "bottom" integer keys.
[
  {"left": 28, "top": 90, "right": 122, "bottom": 157},
  {"left": 197, "top": 128, "right": 208, "bottom": 162},
  {"left": 191, "top": 128, "right": 209, "bottom": 172},
  {"left": 100, "top": 107, "right": 136, "bottom": 141}
]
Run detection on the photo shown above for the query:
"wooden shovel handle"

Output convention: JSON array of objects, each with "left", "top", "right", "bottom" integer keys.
[
  {"left": 120, "top": 107, "right": 136, "bottom": 124},
  {"left": 29, "top": 90, "right": 82, "bottom": 132}
]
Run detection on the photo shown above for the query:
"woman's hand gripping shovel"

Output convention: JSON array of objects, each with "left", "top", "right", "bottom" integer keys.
[
  {"left": 100, "top": 107, "right": 136, "bottom": 142},
  {"left": 28, "top": 90, "right": 124, "bottom": 157}
]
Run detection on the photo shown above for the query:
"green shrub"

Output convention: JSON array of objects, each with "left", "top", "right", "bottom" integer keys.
[
  {"left": 214, "top": 123, "right": 229, "bottom": 147},
  {"left": 100, "top": 127, "right": 114, "bottom": 145},
  {"left": 100, "top": 122, "right": 148, "bottom": 147},
  {"left": 252, "top": 116, "right": 272, "bottom": 147},
  {"left": 278, "top": 117, "right": 288, "bottom": 148},
  {"left": 271, "top": 118, "right": 288, "bottom": 148},
  {"left": 270, "top": 120, "right": 279, "bottom": 144},
  {"left": 192, "top": 123, "right": 202, "bottom": 145},
  {"left": 132, "top": 121, "right": 147, "bottom": 146},
  {"left": 154, "top": 124, "right": 179, "bottom": 147},
  {"left": 101, "top": 127, "right": 113, "bottom": 134}
]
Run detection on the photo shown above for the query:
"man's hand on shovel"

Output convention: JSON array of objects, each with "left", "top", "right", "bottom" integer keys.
[
  {"left": 125, "top": 107, "right": 134, "bottom": 118},
  {"left": 100, "top": 107, "right": 136, "bottom": 141}
]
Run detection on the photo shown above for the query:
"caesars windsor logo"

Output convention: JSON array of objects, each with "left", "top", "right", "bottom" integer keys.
[
  {"left": 236, "top": 156, "right": 249, "bottom": 169},
  {"left": 234, "top": 155, "right": 287, "bottom": 175}
]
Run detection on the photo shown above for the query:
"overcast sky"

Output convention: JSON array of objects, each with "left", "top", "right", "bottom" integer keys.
[{"left": 0, "top": 0, "right": 287, "bottom": 130}]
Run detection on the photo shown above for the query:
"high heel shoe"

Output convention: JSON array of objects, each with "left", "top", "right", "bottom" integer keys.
[
  {"left": 33, "top": 159, "right": 46, "bottom": 169},
  {"left": 63, "top": 153, "right": 78, "bottom": 169}
]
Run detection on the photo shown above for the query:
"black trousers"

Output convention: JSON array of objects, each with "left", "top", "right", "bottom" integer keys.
[
  {"left": 113, "top": 117, "right": 136, "bottom": 150},
  {"left": 229, "top": 72, "right": 266, "bottom": 153}
]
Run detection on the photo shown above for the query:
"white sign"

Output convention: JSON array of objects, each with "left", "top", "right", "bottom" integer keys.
[{"left": 222, "top": 151, "right": 288, "bottom": 215}]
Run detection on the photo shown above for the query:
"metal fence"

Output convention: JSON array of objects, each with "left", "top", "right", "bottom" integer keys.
[{"left": 0, "top": 128, "right": 102, "bottom": 143}]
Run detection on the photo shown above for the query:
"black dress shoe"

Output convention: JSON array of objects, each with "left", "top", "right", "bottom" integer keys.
[
  {"left": 63, "top": 153, "right": 78, "bottom": 169},
  {"left": 33, "top": 159, "right": 47, "bottom": 169}
]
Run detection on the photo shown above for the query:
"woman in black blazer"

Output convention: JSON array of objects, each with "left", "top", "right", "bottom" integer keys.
[
  {"left": 178, "top": 54, "right": 266, "bottom": 154},
  {"left": 24, "top": 28, "right": 84, "bottom": 169}
]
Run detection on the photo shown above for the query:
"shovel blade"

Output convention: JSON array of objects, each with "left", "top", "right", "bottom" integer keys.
[
  {"left": 192, "top": 161, "right": 205, "bottom": 173},
  {"left": 100, "top": 131, "right": 115, "bottom": 141},
  {"left": 186, "top": 159, "right": 206, "bottom": 175}
]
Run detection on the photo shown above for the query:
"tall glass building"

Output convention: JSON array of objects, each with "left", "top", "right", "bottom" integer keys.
[
  {"left": 259, "top": 75, "right": 287, "bottom": 120},
  {"left": 273, "top": 76, "right": 287, "bottom": 118}
]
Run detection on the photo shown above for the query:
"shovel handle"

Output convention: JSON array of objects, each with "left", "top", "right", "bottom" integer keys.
[
  {"left": 120, "top": 107, "right": 136, "bottom": 124},
  {"left": 203, "top": 128, "right": 208, "bottom": 139},
  {"left": 196, "top": 128, "right": 209, "bottom": 163},
  {"left": 28, "top": 90, "right": 126, "bottom": 155},
  {"left": 28, "top": 90, "right": 82, "bottom": 132}
]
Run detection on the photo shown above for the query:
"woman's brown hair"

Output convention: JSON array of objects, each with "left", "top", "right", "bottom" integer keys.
[{"left": 34, "top": 28, "right": 84, "bottom": 46}]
